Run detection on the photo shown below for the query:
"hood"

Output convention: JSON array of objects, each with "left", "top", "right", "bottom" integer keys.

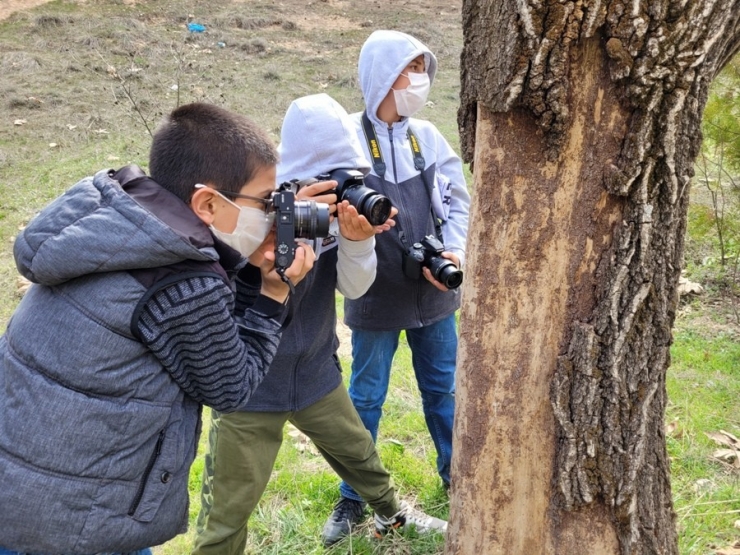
[
  {"left": 14, "top": 167, "right": 218, "bottom": 286},
  {"left": 276, "top": 93, "right": 371, "bottom": 184},
  {"left": 358, "top": 30, "right": 437, "bottom": 126}
]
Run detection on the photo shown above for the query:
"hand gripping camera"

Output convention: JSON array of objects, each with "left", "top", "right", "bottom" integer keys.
[
  {"left": 402, "top": 235, "right": 463, "bottom": 290},
  {"left": 316, "top": 168, "right": 393, "bottom": 226},
  {"left": 273, "top": 187, "right": 331, "bottom": 272}
]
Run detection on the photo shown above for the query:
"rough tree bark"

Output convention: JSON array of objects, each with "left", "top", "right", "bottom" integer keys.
[{"left": 447, "top": 1, "right": 740, "bottom": 554}]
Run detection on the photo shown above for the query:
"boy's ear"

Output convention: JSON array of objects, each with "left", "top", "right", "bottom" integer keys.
[{"left": 190, "top": 186, "right": 217, "bottom": 226}]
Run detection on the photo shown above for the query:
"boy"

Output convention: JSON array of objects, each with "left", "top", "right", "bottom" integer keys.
[
  {"left": 326, "top": 30, "right": 471, "bottom": 540},
  {"left": 192, "top": 93, "right": 447, "bottom": 554},
  {"left": 0, "top": 103, "right": 314, "bottom": 555}
]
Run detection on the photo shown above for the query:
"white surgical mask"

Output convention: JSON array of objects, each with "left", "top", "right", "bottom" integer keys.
[
  {"left": 393, "top": 71, "right": 431, "bottom": 117},
  {"left": 210, "top": 193, "right": 274, "bottom": 258}
]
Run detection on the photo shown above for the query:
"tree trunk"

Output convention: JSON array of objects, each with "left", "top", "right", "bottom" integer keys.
[{"left": 447, "top": 1, "right": 740, "bottom": 554}]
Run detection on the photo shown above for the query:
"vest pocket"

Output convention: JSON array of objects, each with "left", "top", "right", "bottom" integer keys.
[{"left": 128, "top": 429, "right": 166, "bottom": 520}]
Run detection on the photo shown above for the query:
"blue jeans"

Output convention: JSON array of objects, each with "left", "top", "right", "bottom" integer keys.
[
  {"left": 0, "top": 549, "right": 151, "bottom": 555},
  {"left": 340, "top": 313, "right": 457, "bottom": 502}
]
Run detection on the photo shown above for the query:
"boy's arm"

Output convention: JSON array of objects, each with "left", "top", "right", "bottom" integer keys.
[
  {"left": 435, "top": 131, "right": 471, "bottom": 269},
  {"left": 135, "top": 274, "right": 285, "bottom": 413},
  {"left": 336, "top": 234, "right": 377, "bottom": 299},
  {"left": 234, "top": 262, "right": 262, "bottom": 313}
]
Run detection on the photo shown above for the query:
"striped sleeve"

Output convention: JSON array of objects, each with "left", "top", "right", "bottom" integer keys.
[{"left": 135, "top": 275, "right": 283, "bottom": 412}]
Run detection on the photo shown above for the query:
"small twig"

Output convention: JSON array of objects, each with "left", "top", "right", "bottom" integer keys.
[
  {"left": 676, "top": 498, "right": 740, "bottom": 511},
  {"left": 681, "top": 508, "right": 740, "bottom": 517},
  {"left": 119, "top": 81, "right": 154, "bottom": 137}
]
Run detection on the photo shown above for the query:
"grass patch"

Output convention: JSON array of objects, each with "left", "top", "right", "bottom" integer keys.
[{"left": 667, "top": 330, "right": 740, "bottom": 554}]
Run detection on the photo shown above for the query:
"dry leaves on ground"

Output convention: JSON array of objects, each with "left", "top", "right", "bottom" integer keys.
[
  {"left": 707, "top": 430, "right": 740, "bottom": 469},
  {"left": 286, "top": 423, "right": 319, "bottom": 455},
  {"left": 16, "top": 276, "right": 31, "bottom": 297},
  {"left": 716, "top": 540, "right": 740, "bottom": 555}
]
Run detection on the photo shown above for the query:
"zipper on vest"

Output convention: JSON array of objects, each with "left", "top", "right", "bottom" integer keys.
[
  {"left": 128, "top": 429, "right": 166, "bottom": 516},
  {"left": 387, "top": 125, "right": 416, "bottom": 249}
]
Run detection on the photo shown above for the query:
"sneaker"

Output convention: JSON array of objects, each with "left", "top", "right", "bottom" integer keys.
[
  {"left": 321, "top": 497, "right": 367, "bottom": 546},
  {"left": 373, "top": 500, "right": 448, "bottom": 538}
]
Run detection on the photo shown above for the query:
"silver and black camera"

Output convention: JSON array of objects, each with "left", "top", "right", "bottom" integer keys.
[
  {"left": 273, "top": 187, "right": 330, "bottom": 272},
  {"left": 402, "top": 235, "right": 463, "bottom": 290},
  {"left": 316, "top": 168, "right": 392, "bottom": 226}
]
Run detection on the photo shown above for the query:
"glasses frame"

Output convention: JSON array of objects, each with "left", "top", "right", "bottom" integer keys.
[{"left": 194, "top": 183, "right": 275, "bottom": 216}]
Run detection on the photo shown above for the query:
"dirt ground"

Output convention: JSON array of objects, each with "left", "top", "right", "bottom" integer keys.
[{"left": 0, "top": 0, "right": 56, "bottom": 21}]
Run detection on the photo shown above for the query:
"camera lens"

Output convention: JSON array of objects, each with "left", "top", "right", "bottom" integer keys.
[
  {"left": 429, "top": 257, "right": 463, "bottom": 290},
  {"left": 360, "top": 195, "right": 393, "bottom": 226},
  {"left": 294, "top": 200, "right": 331, "bottom": 238},
  {"left": 341, "top": 187, "right": 392, "bottom": 226}
]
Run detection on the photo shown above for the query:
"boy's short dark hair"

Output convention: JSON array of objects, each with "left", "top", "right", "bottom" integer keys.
[{"left": 149, "top": 103, "right": 278, "bottom": 202}]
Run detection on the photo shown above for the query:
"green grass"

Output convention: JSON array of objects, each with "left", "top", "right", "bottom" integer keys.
[{"left": 667, "top": 327, "right": 740, "bottom": 554}]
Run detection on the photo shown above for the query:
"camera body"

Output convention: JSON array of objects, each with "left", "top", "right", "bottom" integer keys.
[
  {"left": 316, "top": 168, "right": 392, "bottom": 226},
  {"left": 273, "top": 187, "right": 331, "bottom": 272},
  {"left": 402, "top": 235, "right": 463, "bottom": 290}
]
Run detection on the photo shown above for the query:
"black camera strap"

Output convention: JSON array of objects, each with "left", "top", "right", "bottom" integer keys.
[{"left": 361, "top": 112, "right": 443, "bottom": 245}]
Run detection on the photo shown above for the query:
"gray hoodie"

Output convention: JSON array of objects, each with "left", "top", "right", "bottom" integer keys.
[
  {"left": 344, "top": 30, "right": 471, "bottom": 331},
  {"left": 242, "top": 93, "right": 377, "bottom": 411}
]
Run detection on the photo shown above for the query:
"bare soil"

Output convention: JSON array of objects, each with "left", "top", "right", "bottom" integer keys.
[{"left": 0, "top": 0, "right": 55, "bottom": 21}]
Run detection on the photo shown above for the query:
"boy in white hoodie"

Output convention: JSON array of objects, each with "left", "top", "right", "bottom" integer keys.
[
  {"left": 191, "top": 94, "right": 447, "bottom": 553},
  {"left": 325, "top": 30, "right": 471, "bottom": 544}
]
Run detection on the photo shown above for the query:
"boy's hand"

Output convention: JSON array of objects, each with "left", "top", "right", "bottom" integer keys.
[
  {"left": 337, "top": 203, "right": 397, "bottom": 241},
  {"left": 249, "top": 231, "right": 317, "bottom": 302},
  {"left": 336, "top": 201, "right": 375, "bottom": 241},
  {"left": 260, "top": 243, "right": 316, "bottom": 301},
  {"left": 422, "top": 251, "right": 459, "bottom": 292},
  {"left": 295, "top": 180, "right": 338, "bottom": 217}
]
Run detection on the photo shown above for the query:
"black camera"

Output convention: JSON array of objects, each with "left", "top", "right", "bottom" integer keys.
[
  {"left": 402, "top": 235, "right": 463, "bottom": 290},
  {"left": 317, "top": 168, "right": 392, "bottom": 226},
  {"left": 272, "top": 189, "right": 331, "bottom": 271}
]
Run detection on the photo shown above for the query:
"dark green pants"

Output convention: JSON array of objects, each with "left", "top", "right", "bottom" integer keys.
[{"left": 192, "top": 385, "right": 399, "bottom": 555}]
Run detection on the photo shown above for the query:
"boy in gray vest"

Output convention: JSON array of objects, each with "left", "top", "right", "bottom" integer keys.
[
  {"left": 0, "top": 102, "right": 315, "bottom": 555},
  {"left": 324, "top": 30, "right": 471, "bottom": 544},
  {"left": 192, "top": 93, "right": 448, "bottom": 553}
]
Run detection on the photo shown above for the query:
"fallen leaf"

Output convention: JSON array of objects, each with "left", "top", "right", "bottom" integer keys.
[
  {"left": 678, "top": 276, "right": 704, "bottom": 296},
  {"left": 712, "top": 448, "right": 740, "bottom": 468},
  {"left": 693, "top": 478, "right": 714, "bottom": 493},
  {"left": 666, "top": 420, "right": 683, "bottom": 438},
  {"left": 286, "top": 424, "right": 318, "bottom": 455},
  {"left": 707, "top": 430, "right": 740, "bottom": 449},
  {"left": 16, "top": 276, "right": 32, "bottom": 297}
]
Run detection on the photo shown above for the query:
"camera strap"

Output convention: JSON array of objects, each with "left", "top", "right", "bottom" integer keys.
[{"left": 361, "top": 112, "right": 443, "bottom": 245}]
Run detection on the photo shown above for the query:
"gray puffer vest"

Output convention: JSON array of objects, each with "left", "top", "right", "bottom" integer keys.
[{"left": 0, "top": 168, "right": 227, "bottom": 553}]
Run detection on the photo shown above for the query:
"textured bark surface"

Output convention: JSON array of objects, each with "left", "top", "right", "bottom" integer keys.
[{"left": 448, "top": 1, "right": 740, "bottom": 554}]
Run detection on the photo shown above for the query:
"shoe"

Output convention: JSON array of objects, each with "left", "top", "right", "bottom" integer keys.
[
  {"left": 321, "top": 497, "right": 367, "bottom": 546},
  {"left": 373, "top": 500, "right": 448, "bottom": 538}
]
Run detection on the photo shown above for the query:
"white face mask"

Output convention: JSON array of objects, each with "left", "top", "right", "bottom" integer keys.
[
  {"left": 210, "top": 193, "right": 274, "bottom": 258},
  {"left": 393, "top": 71, "right": 431, "bottom": 117}
]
